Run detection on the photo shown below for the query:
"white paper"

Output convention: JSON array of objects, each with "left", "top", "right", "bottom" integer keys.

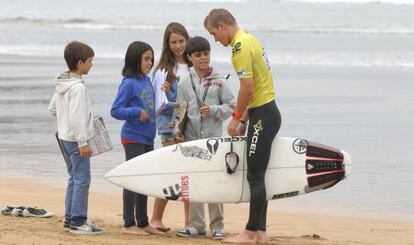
[{"left": 153, "top": 70, "right": 169, "bottom": 118}]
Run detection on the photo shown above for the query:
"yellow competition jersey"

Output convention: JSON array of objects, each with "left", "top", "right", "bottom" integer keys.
[{"left": 230, "top": 30, "right": 275, "bottom": 108}]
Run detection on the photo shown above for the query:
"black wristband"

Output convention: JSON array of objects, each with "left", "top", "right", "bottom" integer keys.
[{"left": 240, "top": 120, "right": 247, "bottom": 126}]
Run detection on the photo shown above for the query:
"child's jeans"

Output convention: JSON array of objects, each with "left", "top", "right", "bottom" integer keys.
[{"left": 60, "top": 139, "right": 91, "bottom": 225}]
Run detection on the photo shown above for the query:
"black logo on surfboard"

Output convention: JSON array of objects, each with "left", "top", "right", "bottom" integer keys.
[
  {"left": 206, "top": 139, "right": 219, "bottom": 155},
  {"left": 163, "top": 184, "right": 181, "bottom": 200},
  {"left": 293, "top": 139, "right": 308, "bottom": 154}
]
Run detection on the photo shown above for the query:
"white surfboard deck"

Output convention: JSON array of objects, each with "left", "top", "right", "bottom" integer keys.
[{"left": 104, "top": 136, "right": 352, "bottom": 203}]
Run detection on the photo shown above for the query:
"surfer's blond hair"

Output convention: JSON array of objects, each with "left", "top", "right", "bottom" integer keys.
[{"left": 204, "top": 8, "right": 237, "bottom": 28}]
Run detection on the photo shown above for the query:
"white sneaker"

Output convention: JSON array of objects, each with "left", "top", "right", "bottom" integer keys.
[
  {"left": 11, "top": 207, "right": 24, "bottom": 217},
  {"left": 176, "top": 227, "right": 206, "bottom": 237},
  {"left": 69, "top": 220, "right": 103, "bottom": 235},
  {"left": 212, "top": 230, "right": 225, "bottom": 240}
]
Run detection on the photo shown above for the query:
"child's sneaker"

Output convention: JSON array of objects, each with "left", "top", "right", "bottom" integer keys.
[
  {"left": 212, "top": 230, "right": 225, "bottom": 240},
  {"left": 176, "top": 227, "right": 206, "bottom": 237},
  {"left": 11, "top": 207, "right": 25, "bottom": 217},
  {"left": 22, "top": 207, "right": 54, "bottom": 218},
  {"left": 69, "top": 220, "right": 103, "bottom": 235},
  {"left": 63, "top": 220, "right": 71, "bottom": 231}
]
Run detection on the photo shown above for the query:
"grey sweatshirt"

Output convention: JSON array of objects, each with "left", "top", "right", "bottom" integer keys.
[{"left": 176, "top": 67, "right": 235, "bottom": 141}]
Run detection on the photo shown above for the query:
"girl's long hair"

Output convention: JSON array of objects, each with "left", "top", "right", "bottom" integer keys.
[
  {"left": 122, "top": 41, "right": 154, "bottom": 78},
  {"left": 153, "top": 22, "right": 191, "bottom": 84}
]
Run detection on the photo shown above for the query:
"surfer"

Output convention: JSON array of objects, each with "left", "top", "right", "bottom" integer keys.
[{"left": 204, "top": 9, "right": 282, "bottom": 244}]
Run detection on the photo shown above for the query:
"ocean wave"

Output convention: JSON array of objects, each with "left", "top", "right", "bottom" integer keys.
[
  {"left": 1, "top": 46, "right": 412, "bottom": 68},
  {"left": 2, "top": 16, "right": 413, "bottom": 35},
  {"left": 0, "top": 17, "right": 94, "bottom": 25},
  {"left": 281, "top": 0, "right": 414, "bottom": 5},
  {"left": 248, "top": 25, "right": 414, "bottom": 35}
]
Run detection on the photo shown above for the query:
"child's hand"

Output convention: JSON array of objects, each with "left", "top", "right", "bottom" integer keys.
[
  {"left": 139, "top": 110, "right": 149, "bottom": 122},
  {"left": 161, "top": 82, "right": 172, "bottom": 94},
  {"left": 200, "top": 103, "right": 210, "bottom": 118},
  {"left": 176, "top": 132, "right": 184, "bottom": 143},
  {"left": 79, "top": 145, "right": 92, "bottom": 157}
]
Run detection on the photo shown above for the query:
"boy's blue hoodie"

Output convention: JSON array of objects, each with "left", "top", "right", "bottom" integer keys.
[{"left": 111, "top": 76, "right": 156, "bottom": 145}]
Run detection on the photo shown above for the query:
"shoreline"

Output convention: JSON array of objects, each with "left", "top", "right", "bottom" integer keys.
[{"left": 1, "top": 176, "right": 413, "bottom": 245}]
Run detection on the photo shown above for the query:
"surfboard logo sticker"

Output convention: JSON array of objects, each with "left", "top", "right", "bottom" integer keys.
[
  {"left": 292, "top": 139, "right": 308, "bottom": 154},
  {"left": 173, "top": 144, "right": 212, "bottom": 160},
  {"left": 163, "top": 184, "right": 181, "bottom": 201},
  {"left": 272, "top": 191, "right": 299, "bottom": 200},
  {"left": 181, "top": 176, "right": 189, "bottom": 203},
  {"left": 206, "top": 138, "right": 219, "bottom": 155}
]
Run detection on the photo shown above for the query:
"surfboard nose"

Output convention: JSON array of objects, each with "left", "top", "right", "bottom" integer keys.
[{"left": 342, "top": 150, "right": 352, "bottom": 178}]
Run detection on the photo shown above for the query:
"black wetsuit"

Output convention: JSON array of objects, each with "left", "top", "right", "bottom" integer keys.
[{"left": 245, "top": 100, "right": 281, "bottom": 231}]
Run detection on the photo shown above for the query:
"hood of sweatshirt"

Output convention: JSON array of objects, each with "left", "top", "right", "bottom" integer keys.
[
  {"left": 189, "top": 67, "right": 230, "bottom": 81},
  {"left": 55, "top": 71, "right": 84, "bottom": 94}
]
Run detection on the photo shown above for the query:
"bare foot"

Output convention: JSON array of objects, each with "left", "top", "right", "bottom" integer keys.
[
  {"left": 122, "top": 226, "right": 149, "bottom": 235},
  {"left": 142, "top": 225, "right": 167, "bottom": 235},
  {"left": 222, "top": 230, "right": 257, "bottom": 244},
  {"left": 150, "top": 220, "right": 170, "bottom": 232},
  {"left": 257, "top": 230, "right": 269, "bottom": 244}
]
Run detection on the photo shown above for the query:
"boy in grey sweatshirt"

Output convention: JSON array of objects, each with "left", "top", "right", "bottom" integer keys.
[{"left": 175, "top": 36, "right": 235, "bottom": 240}]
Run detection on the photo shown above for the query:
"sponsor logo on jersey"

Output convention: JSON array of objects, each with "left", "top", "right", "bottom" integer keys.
[
  {"left": 232, "top": 42, "right": 241, "bottom": 57},
  {"left": 237, "top": 70, "right": 246, "bottom": 77},
  {"left": 262, "top": 48, "right": 271, "bottom": 70},
  {"left": 249, "top": 120, "right": 264, "bottom": 157}
]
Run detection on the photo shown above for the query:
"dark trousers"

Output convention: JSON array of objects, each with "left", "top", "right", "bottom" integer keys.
[
  {"left": 122, "top": 143, "right": 154, "bottom": 228},
  {"left": 245, "top": 101, "right": 281, "bottom": 231}
]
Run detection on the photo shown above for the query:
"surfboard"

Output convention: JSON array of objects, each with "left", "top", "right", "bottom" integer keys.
[{"left": 104, "top": 136, "right": 352, "bottom": 203}]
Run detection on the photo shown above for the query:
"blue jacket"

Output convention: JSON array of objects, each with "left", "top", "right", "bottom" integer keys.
[{"left": 111, "top": 76, "right": 156, "bottom": 145}]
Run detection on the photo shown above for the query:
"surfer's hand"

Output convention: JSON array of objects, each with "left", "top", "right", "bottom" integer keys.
[
  {"left": 139, "top": 110, "right": 149, "bottom": 122},
  {"left": 161, "top": 82, "right": 171, "bottom": 93},
  {"left": 79, "top": 145, "right": 92, "bottom": 157},
  {"left": 228, "top": 118, "right": 240, "bottom": 136},
  {"left": 176, "top": 132, "right": 184, "bottom": 142},
  {"left": 237, "top": 122, "right": 247, "bottom": 135},
  {"left": 200, "top": 103, "right": 210, "bottom": 118}
]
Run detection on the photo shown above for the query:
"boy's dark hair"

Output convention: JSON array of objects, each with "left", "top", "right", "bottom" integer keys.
[
  {"left": 64, "top": 41, "right": 95, "bottom": 71},
  {"left": 186, "top": 36, "right": 211, "bottom": 56},
  {"left": 122, "top": 41, "right": 154, "bottom": 77}
]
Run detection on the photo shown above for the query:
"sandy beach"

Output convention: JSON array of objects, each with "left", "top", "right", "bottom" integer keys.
[
  {"left": 1, "top": 1, "right": 414, "bottom": 244},
  {"left": 0, "top": 177, "right": 413, "bottom": 245}
]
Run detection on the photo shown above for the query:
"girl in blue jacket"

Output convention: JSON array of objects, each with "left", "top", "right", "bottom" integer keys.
[{"left": 111, "top": 41, "right": 164, "bottom": 236}]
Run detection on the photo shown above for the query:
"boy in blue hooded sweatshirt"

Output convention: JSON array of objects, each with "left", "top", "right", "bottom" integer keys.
[{"left": 111, "top": 41, "right": 165, "bottom": 236}]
